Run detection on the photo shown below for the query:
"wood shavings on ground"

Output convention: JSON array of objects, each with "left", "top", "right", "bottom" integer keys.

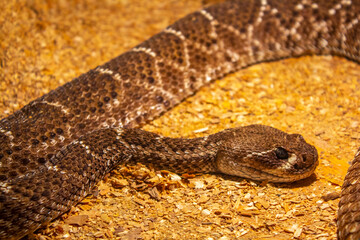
[{"left": 1, "top": 0, "right": 360, "bottom": 239}]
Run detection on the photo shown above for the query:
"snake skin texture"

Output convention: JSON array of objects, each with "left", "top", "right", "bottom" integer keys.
[{"left": 1, "top": 0, "right": 360, "bottom": 239}]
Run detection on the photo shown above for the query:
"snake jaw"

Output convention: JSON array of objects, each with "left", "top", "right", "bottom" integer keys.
[
  {"left": 214, "top": 125, "right": 319, "bottom": 183},
  {"left": 216, "top": 148, "right": 318, "bottom": 183},
  {"left": 275, "top": 147, "right": 319, "bottom": 181}
]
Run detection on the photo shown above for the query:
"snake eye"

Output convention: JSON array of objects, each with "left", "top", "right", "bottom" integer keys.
[{"left": 275, "top": 147, "right": 289, "bottom": 159}]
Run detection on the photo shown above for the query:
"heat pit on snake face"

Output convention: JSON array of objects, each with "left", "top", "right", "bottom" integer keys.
[{"left": 214, "top": 125, "right": 318, "bottom": 183}]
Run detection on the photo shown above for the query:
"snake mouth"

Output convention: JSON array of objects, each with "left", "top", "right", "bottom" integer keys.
[
  {"left": 291, "top": 145, "right": 319, "bottom": 173},
  {"left": 273, "top": 146, "right": 319, "bottom": 182},
  {"left": 216, "top": 146, "right": 319, "bottom": 183},
  {"left": 225, "top": 161, "right": 317, "bottom": 183}
]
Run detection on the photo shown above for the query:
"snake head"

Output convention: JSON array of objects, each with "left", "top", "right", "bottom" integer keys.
[{"left": 215, "top": 124, "right": 319, "bottom": 182}]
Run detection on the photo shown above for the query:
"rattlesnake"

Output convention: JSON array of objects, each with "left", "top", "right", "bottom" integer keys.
[{"left": 1, "top": 0, "right": 360, "bottom": 239}]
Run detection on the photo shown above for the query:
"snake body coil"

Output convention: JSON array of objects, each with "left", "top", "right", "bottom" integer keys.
[{"left": 0, "top": 0, "right": 359, "bottom": 239}]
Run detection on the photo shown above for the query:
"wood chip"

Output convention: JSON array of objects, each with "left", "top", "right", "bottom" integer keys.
[
  {"left": 3, "top": 1, "right": 360, "bottom": 239},
  {"left": 65, "top": 215, "right": 89, "bottom": 226}
]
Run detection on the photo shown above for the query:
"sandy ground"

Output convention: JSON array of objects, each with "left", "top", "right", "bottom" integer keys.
[{"left": 1, "top": 0, "right": 360, "bottom": 239}]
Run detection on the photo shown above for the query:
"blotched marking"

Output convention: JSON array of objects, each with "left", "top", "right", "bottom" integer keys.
[
  {"left": 162, "top": 27, "right": 196, "bottom": 93},
  {"left": 200, "top": 9, "right": 215, "bottom": 22},
  {"left": 95, "top": 67, "right": 122, "bottom": 82},
  {"left": 199, "top": 9, "right": 220, "bottom": 44},
  {"left": 163, "top": 27, "right": 185, "bottom": 40},
  {"left": 95, "top": 67, "right": 114, "bottom": 75},
  {"left": 114, "top": 128, "right": 133, "bottom": 153},
  {"left": 132, "top": 47, "right": 157, "bottom": 57},
  {"left": 79, "top": 140, "right": 93, "bottom": 155},
  {"left": 256, "top": 0, "right": 268, "bottom": 25},
  {"left": 32, "top": 101, "right": 70, "bottom": 115},
  {"left": 152, "top": 58, "right": 178, "bottom": 100},
  {"left": 164, "top": 28, "right": 190, "bottom": 68},
  {"left": 75, "top": 140, "right": 104, "bottom": 173},
  {"left": 0, "top": 128, "right": 14, "bottom": 141},
  {"left": 199, "top": 10, "right": 219, "bottom": 37},
  {"left": 166, "top": 21, "right": 216, "bottom": 56},
  {"left": 160, "top": 29, "right": 218, "bottom": 95},
  {"left": 199, "top": 9, "right": 244, "bottom": 80}
]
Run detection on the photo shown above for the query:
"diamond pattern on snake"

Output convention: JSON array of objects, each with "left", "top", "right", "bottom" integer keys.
[{"left": 1, "top": 0, "right": 360, "bottom": 239}]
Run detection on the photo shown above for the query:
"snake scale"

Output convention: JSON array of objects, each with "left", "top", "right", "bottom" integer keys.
[{"left": 1, "top": 0, "right": 360, "bottom": 239}]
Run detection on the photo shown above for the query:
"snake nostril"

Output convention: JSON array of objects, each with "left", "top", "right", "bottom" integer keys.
[
  {"left": 294, "top": 163, "right": 299, "bottom": 170},
  {"left": 302, "top": 155, "right": 307, "bottom": 162}
]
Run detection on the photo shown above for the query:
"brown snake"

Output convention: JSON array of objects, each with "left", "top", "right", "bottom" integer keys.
[{"left": 1, "top": 0, "right": 360, "bottom": 239}]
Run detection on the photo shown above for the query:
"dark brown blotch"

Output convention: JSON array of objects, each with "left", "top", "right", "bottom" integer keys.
[
  {"left": 40, "top": 135, "right": 48, "bottom": 141},
  {"left": 164, "top": 100, "right": 170, "bottom": 107},
  {"left": 31, "top": 139, "right": 40, "bottom": 145},
  {"left": 20, "top": 158, "right": 30, "bottom": 165},
  {"left": 79, "top": 104, "right": 87, "bottom": 110},
  {"left": 90, "top": 107, "right": 96, "bottom": 113},
  {"left": 49, "top": 132, "right": 56, "bottom": 138},
  {"left": 31, "top": 194, "right": 40, "bottom": 201},
  {"left": 56, "top": 128, "right": 64, "bottom": 135},
  {"left": 111, "top": 92, "right": 118, "bottom": 98},
  {"left": 124, "top": 82, "right": 131, "bottom": 88},
  {"left": 13, "top": 146, "right": 22, "bottom": 151},
  {"left": 148, "top": 77, "right": 155, "bottom": 84},
  {"left": 156, "top": 95, "right": 163, "bottom": 103},
  {"left": 52, "top": 177, "right": 61, "bottom": 186},
  {"left": 30, "top": 131, "right": 39, "bottom": 138},
  {"left": 9, "top": 171, "right": 18, "bottom": 177},
  {"left": 135, "top": 116, "right": 142, "bottom": 124},
  {"left": 38, "top": 158, "right": 46, "bottom": 164},
  {"left": 19, "top": 166, "right": 27, "bottom": 174},
  {"left": 42, "top": 190, "right": 51, "bottom": 197},
  {"left": 103, "top": 74, "right": 113, "bottom": 82},
  {"left": 123, "top": 74, "right": 130, "bottom": 80},
  {"left": 132, "top": 92, "right": 141, "bottom": 100}
]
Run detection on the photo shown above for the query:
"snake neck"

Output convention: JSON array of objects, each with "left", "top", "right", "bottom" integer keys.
[
  {"left": 41, "top": 128, "right": 221, "bottom": 189},
  {"left": 115, "top": 128, "right": 220, "bottom": 174}
]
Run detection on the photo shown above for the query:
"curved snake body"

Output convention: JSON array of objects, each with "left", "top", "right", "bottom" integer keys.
[{"left": 1, "top": 0, "right": 360, "bottom": 239}]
